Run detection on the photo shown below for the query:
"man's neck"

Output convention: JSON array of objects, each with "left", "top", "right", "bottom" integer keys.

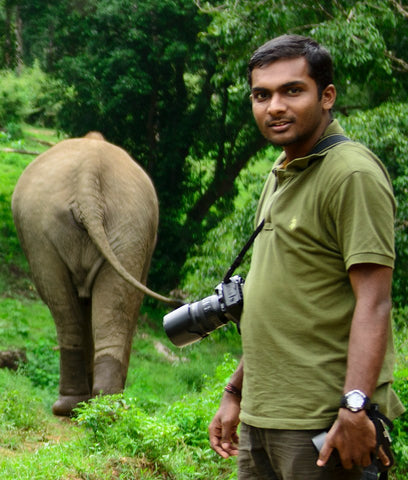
[{"left": 284, "top": 117, "right": 332, "bottom": 162}]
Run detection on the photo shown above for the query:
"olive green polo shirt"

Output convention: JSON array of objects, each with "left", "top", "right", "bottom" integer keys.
[{"left": 240, "top": 120, "right": 404, "bottom": 430}]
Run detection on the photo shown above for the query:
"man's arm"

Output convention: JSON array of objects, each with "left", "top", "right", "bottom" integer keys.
[
  {"left": 209, "top": 358, "right": 243, "bottom": 458},
  {"left": 318, "top": 263, "right": 393, "bottom": 469}
]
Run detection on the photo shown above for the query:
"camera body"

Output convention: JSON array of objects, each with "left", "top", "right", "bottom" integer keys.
[{"left": 163, "top": 275, "right": 244, "bottom": 347}]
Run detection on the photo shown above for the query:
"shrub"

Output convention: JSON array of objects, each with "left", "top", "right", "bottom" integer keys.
[
  {"left": 0, "top": 369, "right": 46, "bottom": 434},
  {"left": 339, "top": 104, "right": 408, "bottom": 308},
  {"left": 0, "top": 63, "right": 65, "bottom": 129},
  {"left": 181, "top": 150, "right": 273, "bottom": 299},
  {"left": 22, "top": 341, "right": 60, "bottom": 390},
  {"left": 391, "top": 373, "right": 408, "bottom": 478},
  {"left": 73, "top": 354, "right": 239, "bottom": 478}
]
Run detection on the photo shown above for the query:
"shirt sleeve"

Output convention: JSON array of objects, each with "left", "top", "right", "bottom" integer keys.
[{"left": 328, "top": 170, "right": 396, "bottom": 270}]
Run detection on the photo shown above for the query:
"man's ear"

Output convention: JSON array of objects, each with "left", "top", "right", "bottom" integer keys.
[{"left": 322, "top": 84, "right": 336, "bottom": 111}]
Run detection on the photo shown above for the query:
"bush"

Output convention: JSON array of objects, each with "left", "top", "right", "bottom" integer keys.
[
  {"left": 181, "top": 150, "right": 273, "bottom": 299},
  {"left": 73, "top": 354, "right": 239, "bottom": 478},
  {"left": 339, "top": 104, "right": 408, "bottom": 307},
  {"left": 21, "top": 341, "right": 60, "bottom": 390},
  {"left": 392, "top": 373, "right": 408, "bottom": 478},
  {"left": 0, "top": 369, "right": 46, "bottom": 435},
  {"left": 0, "top": 63, "right": 65, "bottom": 129}
]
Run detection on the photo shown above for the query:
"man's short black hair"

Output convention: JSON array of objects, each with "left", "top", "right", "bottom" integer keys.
[{"left": 248, "top": 34, "right": 333, "bottom": 97}]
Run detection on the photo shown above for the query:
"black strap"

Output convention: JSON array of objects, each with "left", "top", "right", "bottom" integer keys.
[
  {"left": 308, "top": 133, "right": 350, "bottom": 156},
  {"left": 222, "top": 133, "right": 350, "bottom": 282},
  {"left": 223, "top": 219, "right": 265, "bottom": 282},
  {"left": 360, "top": 404, "right": 394, "bottom": 480}
]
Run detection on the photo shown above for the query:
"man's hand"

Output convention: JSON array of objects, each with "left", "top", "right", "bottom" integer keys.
[
  {"left": 317, "top": 409, "right": 391, "bottom": 469},
  {"left": 209, "top": 392, "right": 241, "bottom": 458}
]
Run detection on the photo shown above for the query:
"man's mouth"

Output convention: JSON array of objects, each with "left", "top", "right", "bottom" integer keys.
[{"left": 266, "top": 119, "right": 293, "bottom": 132}]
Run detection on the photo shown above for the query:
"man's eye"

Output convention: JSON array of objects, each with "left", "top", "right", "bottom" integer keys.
[
  {"left": 287, "top": 87, "right": 302, "bottom": 95},
  {"left": 253, "top": 92, "right": 269, "bottom": 101}
]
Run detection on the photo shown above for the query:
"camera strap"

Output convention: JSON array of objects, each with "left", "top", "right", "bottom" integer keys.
[
  {"left": 223, "top": 219, "right": 265, "bottom": 282},
  {"left": 223, "top": 133, "right": 351, "bottom": 283}
]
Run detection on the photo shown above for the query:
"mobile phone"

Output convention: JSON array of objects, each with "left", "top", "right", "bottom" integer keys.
[{"left": 312, "top": 431, "right": 327, "bottom": 453}]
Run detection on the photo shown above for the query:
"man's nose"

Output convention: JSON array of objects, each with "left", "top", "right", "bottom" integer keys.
[{"left": 266, "top": 94, "right": 286, "bottom": 115}]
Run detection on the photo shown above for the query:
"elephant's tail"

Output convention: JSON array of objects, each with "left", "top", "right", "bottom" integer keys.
[
  {"left": 83, "top": 216, "right": 183, "bottom": 308},
  {"left": 74, "top": 153, "right": 184, "bottom": 309}
]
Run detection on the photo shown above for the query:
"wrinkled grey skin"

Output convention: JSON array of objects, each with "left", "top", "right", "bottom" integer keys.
[{"left": 12, "top": 132, "right": 177, "bottom": 416}]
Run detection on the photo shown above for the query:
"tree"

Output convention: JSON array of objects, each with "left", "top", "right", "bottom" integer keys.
[
  {"left": 0, "top": 0, "right": 23, "bottom": 70},
  {"left": 18, "top": 0, "right": 266, "bottom": 288},
  {"left": 12, "top": 0, "right": 408, "bottom": 295}
]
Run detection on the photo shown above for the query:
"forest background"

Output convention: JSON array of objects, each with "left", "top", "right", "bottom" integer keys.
[{"left": 0, "top": 0, "right": 407, "bottom": 479}]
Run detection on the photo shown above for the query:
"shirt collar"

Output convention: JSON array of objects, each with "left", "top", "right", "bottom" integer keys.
[{"left": 273, "top": 119, "right": 345, "bottom": 173}]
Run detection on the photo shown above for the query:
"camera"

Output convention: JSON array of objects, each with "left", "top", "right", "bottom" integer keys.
[{"left": 163, "top": 275, "right": 244, "bottom": 347}]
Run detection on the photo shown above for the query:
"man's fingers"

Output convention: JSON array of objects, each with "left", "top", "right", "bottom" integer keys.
[
  {"left": 316, "top": 443, "right": 333, "bottom": 467},
  {"left": 377, "top": 445, "right": 391, "bottom": 467},
  {"left": 209, "top": 421, "right": 239, "bottom": 458},
  {"left": 213, "top": 444, "right": 231, "bottom": 459},
  {"left": 221, "top": 441, "right": 239, "bottom": 457},
  {"left": 210, "top": 437, "right": 238, "bottom": 458}
]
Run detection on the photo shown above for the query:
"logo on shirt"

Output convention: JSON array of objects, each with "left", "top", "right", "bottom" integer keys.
[{"left": 289, "top": 217, "right": 297, "bottom": 230}]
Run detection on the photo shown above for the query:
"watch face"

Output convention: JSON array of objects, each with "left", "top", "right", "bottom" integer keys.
[{"left": 347, "top": 391, "right": 365, "bottom": 409}]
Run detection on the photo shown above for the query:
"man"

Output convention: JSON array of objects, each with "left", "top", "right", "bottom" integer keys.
[{"left": 208, "top": 35, "right": 404, "bottom": 480}]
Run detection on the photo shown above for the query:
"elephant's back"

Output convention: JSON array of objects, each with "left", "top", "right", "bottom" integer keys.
[{"left": 12, "top": 137, "right": 157, "bottom": 215}]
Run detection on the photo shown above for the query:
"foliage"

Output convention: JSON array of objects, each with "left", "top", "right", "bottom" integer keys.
[
  {"left": 393, "top": 375, "right": 408, "bottom": 477},
  {"left": 181, "top": 148, "right": 273, "bottom": 299},
  {"left": 21, "top": 340, "right": 60, "bottom": 390},
  {"left": 0, "top": 295, "right": 241, "bottom": 479},
  {"left": 0, "top": 0, "right": 406, "bottom": 292},
  {"left": 0, "top": 297, "right": 59, "bottom": 397},
  {"left": 338, "top": 103, "right": 408, "bottom": 307},
  {"left": 164, "top": 353, "right": 239, "bottom": 449},
  {"left": 0, "top": 63, "right": 63, "bottom": 129},
  {"left": 0, "top": 369, "right": 47, "bottom": 445},
  {"left": 391, "top": 314, "right": 408, "bottom": 479},
  {"left": 199, "top": 0, "right": 408, "bottom": 108},
  {"left": 0, "top": 297, "right": 56, "bottom": 348},
  {"left": 74, "top": 354, "right": 239, "bottom": 478}
]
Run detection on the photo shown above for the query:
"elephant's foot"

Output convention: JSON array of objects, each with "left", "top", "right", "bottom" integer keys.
[
  {"left": 92, "top": 354, "right": 126, "bottom": 396},
  {"left": 59, "top": 347, "right": 92, "bottom": 393},
  {"left": 52, "top": 394, "right": 91, "bottom": 417},
  {"left": 54, "top": 348, "right": 92, "bottom": 416}
]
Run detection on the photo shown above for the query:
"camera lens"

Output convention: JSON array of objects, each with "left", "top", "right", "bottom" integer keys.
[{"left": 163, "top": 294, "right": 228, "bottom": 347}]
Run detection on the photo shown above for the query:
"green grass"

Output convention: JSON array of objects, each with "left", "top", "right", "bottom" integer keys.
[{"left": 0, "top": 295, "right": 240, "bottom": 479}]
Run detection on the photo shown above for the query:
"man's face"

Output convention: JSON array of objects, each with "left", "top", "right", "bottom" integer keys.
[{"left": 250, "top": 57, "right": 336, "bottom": 160}]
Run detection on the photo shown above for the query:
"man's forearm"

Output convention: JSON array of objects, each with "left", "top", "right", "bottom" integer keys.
[
  {"left": 344, "top": 302, "right": 390, "bottom": 397},
  {"left": 228, "top": 358, "right": 244, "bottom": 391},
  {"left": 345, "top": 263, "right": 393, "bottom": 397}
]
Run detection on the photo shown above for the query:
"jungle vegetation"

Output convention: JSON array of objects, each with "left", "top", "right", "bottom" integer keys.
[
  {"left": 0, "top": 0, "right": 407, "bottom": 299},
  {"left": 0, "top": 1, "right": 407, "bottom": 478}
]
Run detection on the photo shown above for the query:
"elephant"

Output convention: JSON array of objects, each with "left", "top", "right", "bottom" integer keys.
[{"left": 12, "top": 132, "right": 180, "bottom": 416}]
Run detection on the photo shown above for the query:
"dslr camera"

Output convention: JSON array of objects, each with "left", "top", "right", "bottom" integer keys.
[{"left": 163, "top": 275, "right": 244, "bottom": 347}]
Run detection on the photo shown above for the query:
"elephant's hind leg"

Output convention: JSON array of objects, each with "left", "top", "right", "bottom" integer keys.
[
  {"left": 52, "top": 346, "right": 92, "bottom": 416},
  {"left": 91, "top": 264, "right": 143, "bottom": 397},
  {"left": 50, "top": 295, "right": 93, "bottom": 416},
  {"left": 30, "top": 252, "right": 93, "bottom": 416}
]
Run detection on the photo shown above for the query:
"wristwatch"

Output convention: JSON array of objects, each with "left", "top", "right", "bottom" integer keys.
[{"left": 340, "top": 389, "right": 371, "bottom": 413}]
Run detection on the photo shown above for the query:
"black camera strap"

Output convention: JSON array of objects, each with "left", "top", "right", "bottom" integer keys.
[
  {"left": 308, "top": 133, "right": 350, "bottom": 155},
  {"left": 223, "top": 219, "right": 265, "bottom": 282},
  {"left": 223, "top": 133, "right": 351, "bottom": 283}
]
